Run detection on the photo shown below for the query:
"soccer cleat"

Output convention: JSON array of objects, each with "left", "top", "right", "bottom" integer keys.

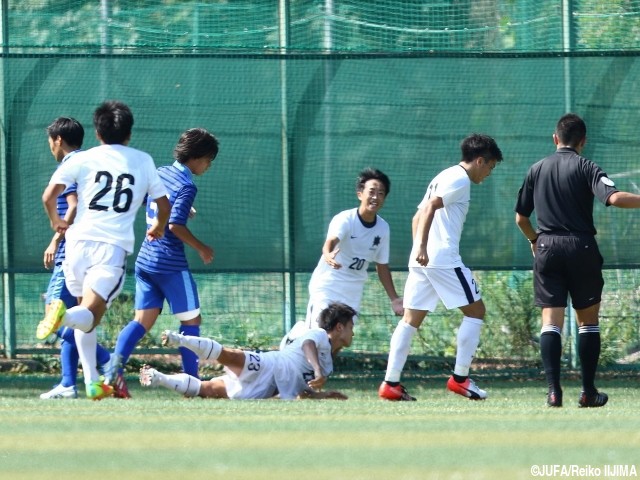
[
  {"left": 86, "top": 379, "right": 114, "bottom": 401},
  {"left": 547, "top": 389, "right": 563, "bottom": 407},
  {"left": 40, "top": 384, "right": 78, "bottom": 400},
  {"left": 161, "top": 330, "right": 182, "bottom": 347},
  {"left": 446, "top": 376, "right": 487, "bottom": 400},
  {"left": 578, "top": 390, "right": 608, "bottom": 408},
  {"left": 139, "top": 364, "right": 160, "bottom": 388},
  {"left": 378, "top": 381, "right": 417, "bottom": 401},
  {"left": 103, "top": 353, "right": 122, "bottom": 386},
  {"left": 36, "top": 299, "right": 66, "bottom": 340},
  {"left": 113, "top": 372, "right": 132, "bottom": 399}
]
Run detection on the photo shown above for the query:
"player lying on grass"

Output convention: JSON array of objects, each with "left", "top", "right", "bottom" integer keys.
[{"left": 139, "top": 302, "right": 356, "bottom": 400}]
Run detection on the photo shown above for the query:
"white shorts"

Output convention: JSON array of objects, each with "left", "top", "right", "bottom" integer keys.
[
  {"left": 62, "top": 239, "right": 127, "bottom": 307},
  {"left": 403, "top": 266, "right": 481, "bottom": 312},
  {"left": 221, "top": 351, "right": 278, "bottom": 399}
]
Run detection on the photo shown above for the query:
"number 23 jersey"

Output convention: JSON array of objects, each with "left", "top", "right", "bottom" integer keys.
[{"left": 50, "top": 144, "right": 167, "bottom": 254}]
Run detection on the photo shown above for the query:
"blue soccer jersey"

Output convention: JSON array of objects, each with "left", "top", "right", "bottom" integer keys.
[
  {"left": 136, "top": 161, "right": 197, "bottom": 274},
  {"left": 53, "top": 150, "right": 80, "bottom": 266}
]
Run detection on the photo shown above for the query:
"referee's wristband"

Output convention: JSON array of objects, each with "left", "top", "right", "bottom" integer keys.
[{"left": 528, "top": 236, "right": 538, "bottom": 245}]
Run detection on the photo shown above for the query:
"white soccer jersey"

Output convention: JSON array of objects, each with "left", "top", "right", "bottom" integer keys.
[
  {"left": 308, "top": 208, "right": 390, "bottom": 310},
  {"left": 273, "top": 328, "right": 334, "bottom": 400},
  {"left": 50, "top": 144, "right": 167, "bottom": 254},
  {"left": 409, "top": 165, "right": 470, "bottom": 269}
]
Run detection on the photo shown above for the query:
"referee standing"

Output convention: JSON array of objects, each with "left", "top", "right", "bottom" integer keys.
[{"left": 514, "top": 113, "right": 640, "bottom": 408}]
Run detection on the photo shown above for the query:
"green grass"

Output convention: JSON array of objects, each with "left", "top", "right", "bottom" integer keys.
[{"left": 1, "top": 375, "right": 639, "bottom": 480}]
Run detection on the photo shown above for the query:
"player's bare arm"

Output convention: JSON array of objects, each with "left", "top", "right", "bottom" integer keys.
[
  {"left": 301, "top": 339, "right": 326, "bottom": 391},
  {"left": 322, "top": 236, "right": 341, "bottom": 269},
  {"left": 169, "top": 223, "right": 214, "bottom": 264},
  {"left": 146, "top": 195, "right": 171, "bottom": 241},
  {"left": 44, "top": 192, "right": 78, "bottom": 269},
  {"left": 375, "top": 263, "right": 403, "bottom": 316},
  {"left": 413, "top": 196, "right": 444, "bottom": 266},
  {"left": 42, "top": 183, "right": 69, "bottom": 235}
]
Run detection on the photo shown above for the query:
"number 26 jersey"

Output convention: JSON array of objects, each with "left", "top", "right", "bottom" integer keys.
[{"left": 50, "top": 144, "right": 167, "bottom": 254}]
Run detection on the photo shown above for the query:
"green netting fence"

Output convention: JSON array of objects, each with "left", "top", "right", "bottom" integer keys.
[{"left": 1, "top": 1, "right": 639, "bottom": 367}]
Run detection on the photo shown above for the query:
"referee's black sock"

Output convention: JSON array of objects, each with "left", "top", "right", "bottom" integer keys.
[
  {"left": 540, "top": 326, "right": 562, "bottom": 393},
  {"left": 578, "top": 325, "right": 601, "bottom": 396}
]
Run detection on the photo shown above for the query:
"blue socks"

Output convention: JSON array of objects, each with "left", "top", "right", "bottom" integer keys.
[
  {"left": 58, "top": 327, "right": 79, "bottom": 387},
  {"left": 114, "top": 320, "right": 147, "bottom": 374},
  {"left": 179, "top": 324, "right": 200, "bottom": 378}
]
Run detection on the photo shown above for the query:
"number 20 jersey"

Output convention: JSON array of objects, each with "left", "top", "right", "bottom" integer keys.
[
  {"left": 50, "top": 144, "right": 167, "bottom": 254},
  {"left": 308, "top": 208, "right": 390, "bottom": 310}
]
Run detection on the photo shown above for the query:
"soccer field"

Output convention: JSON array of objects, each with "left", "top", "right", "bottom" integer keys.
[{"left": 1, "top": 375, "right": 638, "bottom": 480}]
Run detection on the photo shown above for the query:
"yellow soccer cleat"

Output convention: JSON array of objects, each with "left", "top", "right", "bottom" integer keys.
[{"left": 36, "top": 299, "right": 67, "bottom": 340}]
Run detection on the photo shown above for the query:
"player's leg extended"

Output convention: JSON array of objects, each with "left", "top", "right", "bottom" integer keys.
[
  {"left": 162, "top": 330, "right": 221, "bottom": 361},
  {"left": 139, "top": 365, "right": 202, "bottom": 397}
]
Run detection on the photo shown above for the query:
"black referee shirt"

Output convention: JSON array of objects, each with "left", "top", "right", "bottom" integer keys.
[{"left": 514, "top": 147, "right": 618, "bottom": 235}]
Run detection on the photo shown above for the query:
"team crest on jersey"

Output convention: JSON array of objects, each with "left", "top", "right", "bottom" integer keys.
[{"left": 370, "top": 236, "right": 381, "bottom": 250}]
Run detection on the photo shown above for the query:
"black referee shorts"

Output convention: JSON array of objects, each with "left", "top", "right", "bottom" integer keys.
[{"left": 533, "top": 233, "right": 604, "bottom": 310}]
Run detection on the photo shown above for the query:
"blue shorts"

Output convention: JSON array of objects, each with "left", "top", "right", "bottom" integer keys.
[
  {"left": 45, "top": 264, "right": 78, "bottom": 308},
  {"left": 134, "top": 266, "right": 200, "bottom": 318}
]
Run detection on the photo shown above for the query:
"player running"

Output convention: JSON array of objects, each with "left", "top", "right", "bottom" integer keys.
[
  {"left": 36, "top": 100, "right": 170, "bottom": 400},
  {"left": 38, "top": 117, "right": 111, "bottom": 399}
]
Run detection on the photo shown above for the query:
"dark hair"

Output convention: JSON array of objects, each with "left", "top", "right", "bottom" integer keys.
[
  {"left": 555, "top": 113, "right": 587, "bottom": 147},
  {"left": 317, "top": 302, "right": 357, "bottom": 332},
  {"left": 356, "top": 167, "right": 391, "bottom": 195},
  {"left": 46, "top": 117, "right": 84, "bottom": 149},
  {"left": 174, "top": 128, "right": 220, "bottom": 164},
  {"left": 93, "top": 100, "right": 134, "bottom": 145},
  {"left": 460, "top": 133, "right": 503, "bottom": 163}
]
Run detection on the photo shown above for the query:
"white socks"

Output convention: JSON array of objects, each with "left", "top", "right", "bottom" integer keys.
[
  {"left": 384, "top": 321, "right": 417, "bottom": 382},
  {"left": 153, "top": 372, "right": 202, "bottom": 397},
  {"left": 176, "top": 334, "right": 222, "bottom": 361},
  {"left": 64, "top": 306, "right": 95, "bottom": 332},
  {"left": 454, "top": 316, "right": 483, "bottom": 377},
  {"left": 74, "top": 329, "right": 99, "bottom": 383}
]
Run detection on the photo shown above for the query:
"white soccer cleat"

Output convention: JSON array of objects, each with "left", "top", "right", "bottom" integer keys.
[
  {"left": 446, "top": 376, "right": 488, "bottom": 400},
  {"left": 40, "top": 384, "right": 78, "bottom": 399},
  {"left": 161, "top": 330, "right": 182, "bottom": 347},
  {"left": 139, "top": 365, "right": 160, "bottom": 388}
]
